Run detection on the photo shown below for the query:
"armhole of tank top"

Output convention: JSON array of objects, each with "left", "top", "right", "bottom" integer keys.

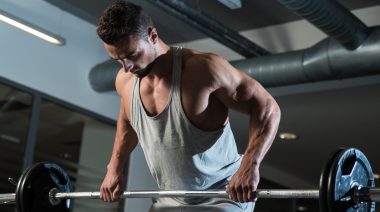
[
  {"left": 173, "top": 47, "right": 230, "bottom": 135},
  {"left": 171, "top": 46, "right": 182, "bottom": 109},
  {"left": 129, "top": 77, "right": 139, "bottom": 128}
]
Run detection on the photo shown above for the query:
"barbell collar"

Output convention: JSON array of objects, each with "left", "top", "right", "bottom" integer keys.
[
  {"left": 368, "top": 188, "right": 380, "bottom": 202},
  {"left": 355, "top": 187, "right": 380, "bottom": 202}
]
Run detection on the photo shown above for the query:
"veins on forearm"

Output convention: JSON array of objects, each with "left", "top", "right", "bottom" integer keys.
[{"left": 245, "top": 100, "right": 280, "bottom": 165}]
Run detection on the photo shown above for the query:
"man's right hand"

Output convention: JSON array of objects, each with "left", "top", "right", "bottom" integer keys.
[{"left": 100, "top": 169, "right": 125, "bottom": 202}]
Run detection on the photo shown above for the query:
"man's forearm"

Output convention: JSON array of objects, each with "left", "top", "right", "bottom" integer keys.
[
  {"left": 244, "top": 101, "right": 281, "bottom": 166},
  {"left": 108, "top": 126, "right": 138, "bottom": 172}
]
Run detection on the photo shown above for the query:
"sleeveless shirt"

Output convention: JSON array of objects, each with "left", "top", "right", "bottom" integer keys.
[{"left": 130, "top": 47, "right": 242, "bottom": 198}]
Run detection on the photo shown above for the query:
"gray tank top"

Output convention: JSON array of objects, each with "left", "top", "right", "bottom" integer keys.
[{"left": 130, "top": 46, "right": 242, "bottom": 194}]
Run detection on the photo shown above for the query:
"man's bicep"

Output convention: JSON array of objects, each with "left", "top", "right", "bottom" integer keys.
[
  {"left": 111, "top": 99, "right": 138, "bottom": 160},
  {"left": 199, "top": 54, "right": 263, "bottom": 114},
  {"left": 216, "top": 81, "right": 255, "bottom": 114},
  {"left": 117, "top": 98, "right": 128, "bottom": 123},
  {"left": 116, "top": 99, "right": 137, "bottom": 140},
  {"left": 219, "top": 73, "right": 280, "bottom": 121},
  {"left": 213, "top": 63, "right": 259, "bottom": 114}
]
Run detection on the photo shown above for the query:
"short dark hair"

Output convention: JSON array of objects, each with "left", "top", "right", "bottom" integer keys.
[{"left": 97, "top": 1, "right": 154, "bottom": 44}]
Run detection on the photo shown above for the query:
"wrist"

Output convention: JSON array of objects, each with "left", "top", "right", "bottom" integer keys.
[
  {"left": 107, "top": 158, "right": 124, "bottom": 173},
  {"left": 242, "top": 154, "right": 261, "bottom": 168}
]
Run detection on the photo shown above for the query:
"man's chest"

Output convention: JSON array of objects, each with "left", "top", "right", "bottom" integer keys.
[
  {"left": 136, "top": 76, "right": 227, "bottom": 130},
  {"left": 139, "top": 78, "right": 210, "bottom": 116}
]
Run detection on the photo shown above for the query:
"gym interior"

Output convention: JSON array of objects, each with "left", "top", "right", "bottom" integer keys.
[{"left": 1, "top": 0, "right": 380, "bottom": 211}]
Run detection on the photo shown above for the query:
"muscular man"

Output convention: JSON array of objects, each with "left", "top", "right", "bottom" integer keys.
[{"left": 97, "top": 1, "right": 281, "bottom": 211}]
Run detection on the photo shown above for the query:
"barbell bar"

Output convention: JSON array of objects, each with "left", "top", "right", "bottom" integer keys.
[
  {"left": 0, "top": 147, "right": 377, "bottom": 212},
  {"left": 54, "top": 189, "right": 321, "bottom": 199},
  {"left": 1, "top": 187, "right": 379, "bottom": 203},
  {"left": 0, "top": 189, "right": 320, "bottom": 204}
]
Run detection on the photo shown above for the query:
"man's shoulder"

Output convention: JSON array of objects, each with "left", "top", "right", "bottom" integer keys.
[
  {"left": 115, "top": 69, "right": 135, "bottom": 96},
  {"left": 182, "top": 49, "right": 227, "bottom": 79},
  {"left": 181, "top": 48, "right": 230, "bottom": 90},
  {"left": 182, "top": 48, "right": 221, "bottom": 68}
]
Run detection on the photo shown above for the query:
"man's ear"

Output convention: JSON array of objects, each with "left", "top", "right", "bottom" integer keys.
[{"left": 148, "top": 27, "right": 158, "bottom": 44}]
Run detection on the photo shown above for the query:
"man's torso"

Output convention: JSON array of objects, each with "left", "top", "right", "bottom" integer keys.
[{"left": 118, "top": 47, "right": 228, "bottom": 130}]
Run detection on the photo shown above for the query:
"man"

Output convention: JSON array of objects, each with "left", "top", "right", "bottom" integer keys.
[{"left": 97, "top": 1, "right": 281, "bottom": 211}]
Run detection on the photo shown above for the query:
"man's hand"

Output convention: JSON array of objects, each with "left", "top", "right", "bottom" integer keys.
[
  {"left": 226, "top": 161, "right": 260, "bottom": 203},
  {"left": 100, "top": 169, "right": 125, "bottom": 202}
]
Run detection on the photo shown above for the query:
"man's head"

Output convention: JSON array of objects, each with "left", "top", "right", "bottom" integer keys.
[
  {"left": 97, "top": 0, "right": 153, "bottom": 44},
  {"left": 97, "top": 1, "right": 158, "bottom": 76}
]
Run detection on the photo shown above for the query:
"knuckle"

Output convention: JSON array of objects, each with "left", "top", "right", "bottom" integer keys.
[{"left": 233, "top": 185, "right": 241, "bottom": 190}]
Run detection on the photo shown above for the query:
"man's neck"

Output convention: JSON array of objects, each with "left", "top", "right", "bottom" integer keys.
[
  {"left": 154, "top": 39, "right": 171, "bottom": 57},
  {"left": 144, "top": 41, "right": 173, "bottom": 80}
]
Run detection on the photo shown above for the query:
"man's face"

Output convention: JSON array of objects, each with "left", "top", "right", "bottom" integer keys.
[{"left": 104, "top": 34, "right": 157, "bottom": 76}]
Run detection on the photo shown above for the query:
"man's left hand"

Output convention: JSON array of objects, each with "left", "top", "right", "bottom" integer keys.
[{"left": 226, "top": 161, "right": 260, "bottom": 203}]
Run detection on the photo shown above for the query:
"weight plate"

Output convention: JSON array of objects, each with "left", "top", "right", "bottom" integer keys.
[
  {"left": 321, "top": 148, "right": 375, "bottom": 212},
  {"left": 16, "top": 162, "right": 73, "bottom": 212},
  {"left": 319, "top": 148, "right": 345, "bottom": 212}
]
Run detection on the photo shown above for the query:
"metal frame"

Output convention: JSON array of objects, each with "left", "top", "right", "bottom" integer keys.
[{"left": 23, "top": 95, "right": 41, "bottom": 169}]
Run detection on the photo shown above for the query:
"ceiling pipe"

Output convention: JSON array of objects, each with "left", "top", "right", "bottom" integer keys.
[
  {"left": 89, "top": 27, "right": 380, "bottom": 92},
  {"left": 88, "top": 60, "right": 120, "bottom": 92},
  {"left": 146, "top": 0, "right": 270, "bottom": 57},
  {"left": 88, "top": 0, "right": 379, "bottom": 92},
  {"left": 276, "top": 0, "right": 369, "bottom": 50},
  {"left": 232, "top": 27, "right": 380, "bottom": 87}
]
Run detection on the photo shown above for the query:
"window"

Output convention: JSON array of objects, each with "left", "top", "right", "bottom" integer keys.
[
  {"left": 0, "top": 83, "right": 32, "bottom": 211},
  {"left": 0, "top": 78, "right": 118, "bottom": 212},
  {"left": 34, "top": 99, "right": 118, "bottom": 211}
]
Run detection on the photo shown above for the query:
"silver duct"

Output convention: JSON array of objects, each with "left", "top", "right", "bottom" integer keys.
[
  {"left": 146, "top": 0, "right": 270, "bottom": 57},
  {"left": 88, "top": 1, "right": 378, "bottom": 92},
  {"left": 276, "top": 0, "right": 369, "bottom": 50},
  {"left": 89, "top": 27, "right": 380, "bottom": 92},
  {"left": 232, "top": 27, "right": 380, "bottom": 87},
  {"left": 89, "top": 60, "right": 120, "bottom": 92}
]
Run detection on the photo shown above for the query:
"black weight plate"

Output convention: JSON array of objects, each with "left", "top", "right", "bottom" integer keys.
[
  {"left": 16, "top": 162, "right": 73, "bottom": 212},
  {"left": 326, "top": 148, "right": 353, "bottom": 212},
  {"left": 15, "top": 165, "right": 36, "bottom": 211},
  {"left": 319, "top": 148, "right": 345, "bottom": 212},
  {"left": 322, "top": 148, "right": 375, "bottom": 212}
]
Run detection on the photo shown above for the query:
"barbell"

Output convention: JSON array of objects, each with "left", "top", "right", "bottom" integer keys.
[{"left": 0, "top": 147, "right": 378, "bottom": 211}]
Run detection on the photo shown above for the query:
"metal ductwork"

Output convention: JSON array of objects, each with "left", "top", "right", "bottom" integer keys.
[
  {"left": 146, "top": 0, "right": 270, "bottom": 57},
  {"left": 277, "top": 0, "right": 369, "bottom": 50},
  {"left": 89, "top": 60, "right": 120, "bottom": 92},
  {"left": 89, "top": 1, "right": 379, "bottom": 92},
  {"left": 89, "top": 27, "right": 380, "bottom": 92},
  {"left": 232, "top": 27, "right": 380, "bottom": 87}
]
